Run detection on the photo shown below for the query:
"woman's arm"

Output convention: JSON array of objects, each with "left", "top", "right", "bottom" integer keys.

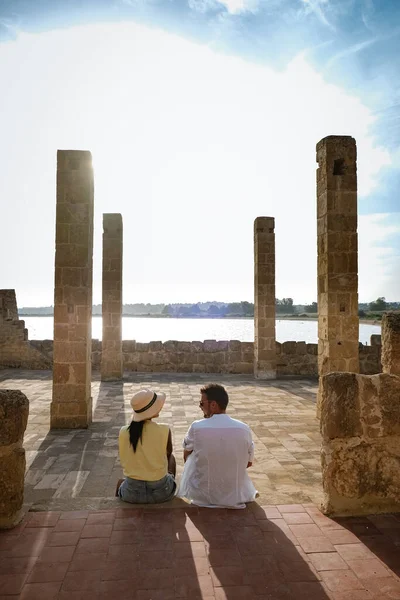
[{"left": 166, "top": 429, "right": 173, "bottom": 458}]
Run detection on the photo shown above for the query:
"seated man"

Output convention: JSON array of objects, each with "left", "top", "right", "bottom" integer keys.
[{"left": 178, "top": 383, "right": 257, "bottom": 508}]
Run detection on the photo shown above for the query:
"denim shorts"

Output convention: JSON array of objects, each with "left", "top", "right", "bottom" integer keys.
[{"left": 118, "top": 473, "right": 176, "bottom": 504}]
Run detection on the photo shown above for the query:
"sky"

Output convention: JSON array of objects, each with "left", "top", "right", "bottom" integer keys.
[{"left": 0, "top": 0, "right": 399, "bottom": 306}]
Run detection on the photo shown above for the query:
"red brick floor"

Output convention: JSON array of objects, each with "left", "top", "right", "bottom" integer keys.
[{"left": 1, "top": 504, "right": 400, "bottom": 599}]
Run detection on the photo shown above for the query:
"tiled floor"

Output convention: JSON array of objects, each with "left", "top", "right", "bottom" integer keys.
[
  {"left": 2, "top": 504, "right": 400, "bottom": 599},
  {"left": 2, "top": 369, "right": 400, "bottom": 598},
  {"left": 0, "top": 370, "right": 322, "bottom": 511}
]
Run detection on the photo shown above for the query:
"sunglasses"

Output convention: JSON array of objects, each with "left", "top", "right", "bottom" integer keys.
[{"left": 199, "top": 399, "right": 211, "bottom": 408}]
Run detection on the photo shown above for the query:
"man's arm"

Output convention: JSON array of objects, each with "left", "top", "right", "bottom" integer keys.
[
  {"left": 247, "top": 429, "right": 255, "bottom": 468},
  {"left": 184, "top": 449, "right": 193, "bottom": 462},
  {"left": 182, "top": 424, "right": 195, "bottom": 463}
]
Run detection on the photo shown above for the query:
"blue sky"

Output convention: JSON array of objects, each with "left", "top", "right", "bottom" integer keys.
[{"left": 0, "top": 0, "right": 399, "bottom": 305}]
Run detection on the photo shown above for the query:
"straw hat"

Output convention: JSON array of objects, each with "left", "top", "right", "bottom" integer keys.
[{"left": 130, "top": 389, "right": 166, "bottom": 422}]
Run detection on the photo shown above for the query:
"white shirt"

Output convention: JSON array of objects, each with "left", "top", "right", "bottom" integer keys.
[{"left": 179, "top": 414, "right": 257, "bottom": 509}]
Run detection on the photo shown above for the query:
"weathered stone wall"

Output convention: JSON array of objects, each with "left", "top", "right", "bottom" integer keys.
[
  {"left": 0, "top": 290, "right": 52, "bottom": 370},
  {"left": 0, "top": 290, "right": 18, "bottom": 322},
  {"left": 97, "top": 340, "right": 254, "bottom": 374},
  {"left": 381, "top": 312, "right": 400, "bottom": 376},
  {"left": 4, "top": 336, "right": 380, "bottom": 377},
  {"left": 0, "top": 390, "right": 29, "bottom": 529},
  {"left": 320, "top": 371, "right": 400, "bottom": 516}
]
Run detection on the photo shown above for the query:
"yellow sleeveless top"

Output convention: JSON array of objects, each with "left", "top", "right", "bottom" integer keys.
[{"left": 118, "top": 421, "right": 169, "bottom": 482}]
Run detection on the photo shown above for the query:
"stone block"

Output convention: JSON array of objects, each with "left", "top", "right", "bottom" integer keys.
[
  {"left": 227, "top": 351, "right": 241, "bottom": 364},
  {"left": 164, "top": 340, "right": 178, "bottom": 352},
  {"left": 176, "top": 341, "right": 192, "bottom": 352},
  {"left": 191, "top": 341, "right": 204, "bottom": 352},
  {"left": 216, "top": 341, "right": 229, "bottom": 351},
  {"left": 122, "top": 340, "right": 136, "bottom": 352},
  {"left": 371, "top": 334, "right": 382, "bottom": 347},
  {"left": 282, "top": 341, "right": 297, "bottom": 355},
  {"left": 242, "top": 342, "right": 254, "bottom": 354},
  {"left": 307, "top": 344, "right": 318, "bottom": 355},
  {"left": 320, "top": 373, "right": 361, "bottom": 440},
  {"left": 204, "top": 340, "right": 218, "bottom": 352},
  {"left": 321, "top": 371, "right": 400, "bottom": 516},
  {"left": 149, "top": 341, "right": 163, "bottom": 351},
  {"left": 0, "top": 390, "right": 29, "bottom": 447},
  {"left": 296, "top": 342, "right": 306, "bottom": 355},
  {"left": 381, "top": 313, "right": 400, "bottom": 376},
  {"left": 0, "top": 390, "right": 29, "bottom": 529},
  {"left": 228, "top": 340, "right": 241, "bottom": 351},
  {"left": 136, "top": 342, "right": 149, "bottom": 352}
]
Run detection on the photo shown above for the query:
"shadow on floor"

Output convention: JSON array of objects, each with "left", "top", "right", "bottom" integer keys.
[
  {"left": 21, "top": 377, "right": 127, "bottom": 511},
  {"left": 331, "top": 513, "right": 400, "bottom": 581}
]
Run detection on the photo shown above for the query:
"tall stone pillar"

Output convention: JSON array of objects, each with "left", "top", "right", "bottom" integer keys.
[
  {"left": 254, "top": 217, "right": 276, "bottom": 379},
  {"left": 317, "top": 136, "right": 359, "bottom": 414},
  {"left": 0, "top": 390, "right": 29, "bottom": 529},
  {"left": 101, "top": 213, "right": 123, "bottom": 381},
  {"left": 381, "top": 312, "right": 400, "bottom": 376},
  {"left": 51, "top": 150, "right": 94, "bottom": 429}
]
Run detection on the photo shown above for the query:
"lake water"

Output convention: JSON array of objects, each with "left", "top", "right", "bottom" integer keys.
[{"left": 22, "top": 316, "right": 381, "bottom": 345}]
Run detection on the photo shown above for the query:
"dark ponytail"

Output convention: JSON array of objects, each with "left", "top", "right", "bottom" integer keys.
[{"left": 128, "top": 421, "right": 145, "bottom": 452}]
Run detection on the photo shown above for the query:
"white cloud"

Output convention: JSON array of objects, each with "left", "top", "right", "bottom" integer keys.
[
  {"left": 215, "top": 0, "right": 259, "bottom": 14},
  {"left": 189, "top": 0, "right": 258, "bottom": 14},
  {"left": 0, "top": 22, "right": 396, "bottom": 306},
  {"left": 358, "top": 213, "right": 400, "bottom": 302},
  {"left": 301, "top": 0, "right": 336, "bottom": 31}
]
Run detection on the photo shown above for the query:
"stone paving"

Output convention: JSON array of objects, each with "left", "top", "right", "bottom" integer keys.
[
  {"left": 2, "top": 370, "right": 400, "bottom": 598},
  {"left": 2, "top": 504, "right": 400, "bottom": 598},
  {"left": 0, "top": 370, "right": 322, "bottom": 511}
]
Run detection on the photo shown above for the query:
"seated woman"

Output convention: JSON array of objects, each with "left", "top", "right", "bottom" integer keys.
[{"left": 116, "top": 389, "right": 176, "bottom": 504}]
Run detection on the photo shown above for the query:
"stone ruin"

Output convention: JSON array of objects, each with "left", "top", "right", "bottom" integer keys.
[
  {"left": 254, "top": 217, "right": 276, "bottom": 379},
  {"left": 316, "top": 136, "right": 359, "bottom": 416},
  {"left": 381, "top": 312, "right": 400, "bottom": 377},
  {"left": 0, "top": 289, "right": 18, "bottom": 321},
  {"left": 315, "top": 136, "right": 400, "bottom": 516},
  {"left": 51, "top": 150, "right": 94, "bottom": 429},
  {"left": 101, "top": 213, "right": 123, "bottom": 381},
  {"left": 0, "top": 289, "right": 51, "bottom": 370},
  {"left": 2, "top": 134, "right": 400, "bottom": 522},
  {"left": 0, "top": 390, "right": 29, "bottom": 528},
  {"left": 320, "top": 371, "right": 400, "bottom": 516}
]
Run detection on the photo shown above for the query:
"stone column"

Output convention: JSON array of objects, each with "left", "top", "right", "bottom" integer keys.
[
  {"left": 254, "top": 217, "right": 276, "bottom": 379},
  {"left": 381, "top": 312, "right": 400, "bottom": 376},
  {"left": 101, "top": 213, "right": 123, "bottom": 381},
  {"left": 51, "top": 150, "right": 94, "bottom": 429},
  {"left": 0, "top": 390, "right": 29, "bottom": 529},
  {"left": 317, "top": 136, "right": 359, "bottom": 413}
]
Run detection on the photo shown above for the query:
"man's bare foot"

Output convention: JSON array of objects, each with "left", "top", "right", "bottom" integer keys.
[{"left": 115, "top": 479, "right": 124, "bottom": 497}]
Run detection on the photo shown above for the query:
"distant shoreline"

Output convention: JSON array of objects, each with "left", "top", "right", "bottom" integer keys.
[{"left": 19, "top": 313, "right": 381, "bottom": 326}]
